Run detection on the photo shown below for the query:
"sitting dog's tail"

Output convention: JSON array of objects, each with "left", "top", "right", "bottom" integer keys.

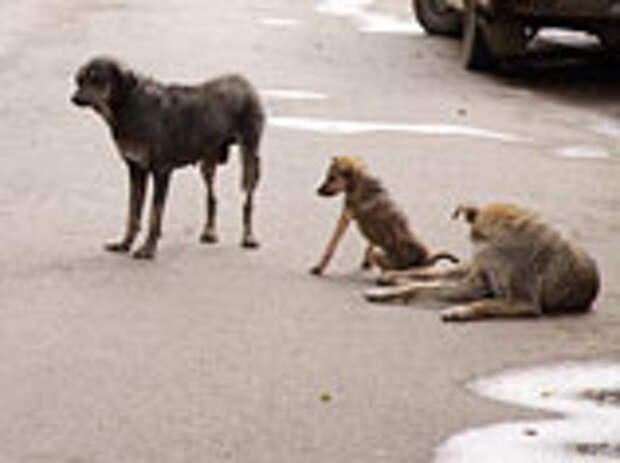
[{"left": 426, "top": 252, "right": 460, "bottom": 265}]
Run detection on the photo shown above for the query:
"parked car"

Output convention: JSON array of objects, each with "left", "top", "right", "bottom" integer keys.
[{"left": 413, "top": 0, "right": 620, "bottom": 70}]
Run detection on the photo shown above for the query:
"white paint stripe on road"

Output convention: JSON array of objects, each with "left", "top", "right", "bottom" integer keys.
[
  {"left": 555, "top": 145, "right": 610, "bottom": 159},
  {"left": 316, "top": 0, "right": 423, "bottom": 35},
  {"left": 261, "top": 89, "right": 328, "bottom": 100},
  {"left": 269, "top": 116, "right": 525, "bottom": 143},
  {"left": 435, "top": 362, "right": 620, "bottom": 463},
  {"left": 258, "top": 18, "right": 300, "bottom": 28}
]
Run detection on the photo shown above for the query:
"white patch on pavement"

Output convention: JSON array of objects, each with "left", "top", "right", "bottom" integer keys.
[
  {"left": 435, "top": 362, "right": 620, "bottom": 463},
  {"left": 261, "top": 89, "right": 328, "bottom": 101},
  {"left": 591, "top": 118, "right": 620, "bottom": 138},
  {"left": 537, "top": 28, "right": 600, "bottom": 47},
  {"left": 269, "top": 116, "right": 524, "bottom": 143},
  {"left": 555, "top": 146, "right": 610, "bottom": 159},
  {"left": 316, "top": 0, "right": 423, "bottom": 35},
  {"left": 258, "top": 17, "right": 300, "bottom": 28}
]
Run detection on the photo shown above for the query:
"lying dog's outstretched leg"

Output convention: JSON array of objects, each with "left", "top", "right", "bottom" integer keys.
[
  {"left": 105, "top": 161, "right": 147, "bottom": 254},
  {"left": 441, "top": 299, "right": 540, "bottom": 322},
  {"left": 377, "top": 262, "right": 471, "bottom": 286},
  {"left": 365, "top": 269, "right": 488, "bottom": 303},
  {"left": 310, "top": 207, "right": 352, "bottom": 275},
  {"left": 133, "top": 170, "right": 171, "bottom": 259},
  {"left": 199, "top": 158, "right": 218, "bottom": 244}
]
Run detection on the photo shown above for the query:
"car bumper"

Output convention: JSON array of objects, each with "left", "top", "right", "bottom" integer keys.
[{"left": 484, "top": 0, "right": 620, "bottom": 21}]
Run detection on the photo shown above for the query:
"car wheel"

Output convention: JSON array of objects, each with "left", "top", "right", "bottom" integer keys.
[
  {"left": 462, "top": 1, "right": 497, "bottom": 70},
  {"left": 413, "top": 0, "right": 462, "bottom": 37}
]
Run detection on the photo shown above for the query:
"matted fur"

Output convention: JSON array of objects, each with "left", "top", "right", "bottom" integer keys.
[
  {"left": 71, "top": 56, "right": 265, "bottom": 258},
  {"left": 367, "top": 202, "right": 600, "bottom": 322}
]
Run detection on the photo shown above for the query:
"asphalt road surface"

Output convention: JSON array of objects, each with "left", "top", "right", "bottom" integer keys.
[{"left": 0, "top": 1, "right": 619, "bottom": 462}]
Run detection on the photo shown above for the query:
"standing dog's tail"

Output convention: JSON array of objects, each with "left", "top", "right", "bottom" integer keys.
[{"left": 239, "top": 92, "right": 265, "bottom": 192}]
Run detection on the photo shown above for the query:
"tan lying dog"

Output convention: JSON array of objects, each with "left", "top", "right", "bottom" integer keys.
[
  {"left": 366, "top": 202, "right": 600, "bottom": 322},
  {"left": 310, "top": 157, "right": 458, "bottom": 275}
]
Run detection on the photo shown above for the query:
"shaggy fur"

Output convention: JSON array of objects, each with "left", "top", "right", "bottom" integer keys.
[
  {"left": 71, "top": 56, "right": 265, "bottom": 258},
  {"left": 367, "top": 202, "right": 600, "bottom": 322},
  {"left": 310, "top": 157, "right": 458, "bottom": 275}
]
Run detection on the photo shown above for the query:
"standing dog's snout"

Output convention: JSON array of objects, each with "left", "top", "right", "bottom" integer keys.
[{"left": 71, "top": 90, "right": 88, "bottom": 107}]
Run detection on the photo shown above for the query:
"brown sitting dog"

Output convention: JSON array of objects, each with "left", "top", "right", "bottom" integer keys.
[
  {"left": 310, "top": 157, "right": 458, "bottom": 275},
  {"left": 365, "top": 202, "right": 600, "bottom": 322}
]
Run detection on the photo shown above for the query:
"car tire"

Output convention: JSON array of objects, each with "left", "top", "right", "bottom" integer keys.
[
  {"left": 413, "top": 0, "right": 462, "bottom": 38},
  {"left": 462, "top": 2, "right": 497, "bottom": 70}
]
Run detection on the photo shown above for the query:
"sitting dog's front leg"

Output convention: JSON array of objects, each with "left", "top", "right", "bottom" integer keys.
[
  {"left": 310, "top": 208, "right": 352, "bottom": 275},
  {"left": 133, "top": 170, "right": 171, "bottom": 259},
  {"left": 105, "top": 162, "right": 147, "bottom": 254}
]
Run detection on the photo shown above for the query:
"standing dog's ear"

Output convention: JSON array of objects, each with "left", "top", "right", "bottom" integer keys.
[{"left": 110, "top": 61, "right": 137, "bottom": 104}]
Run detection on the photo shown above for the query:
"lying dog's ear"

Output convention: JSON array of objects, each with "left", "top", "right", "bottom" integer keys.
[{"left": 453, "top": 204, "right": 478, "bottom": 223}]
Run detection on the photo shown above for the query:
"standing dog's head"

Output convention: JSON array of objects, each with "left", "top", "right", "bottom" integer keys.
[
  {"left": 316, "top": 156, "right": 367, "bottom": 197},
  {"left": 71, "top": 56, "right": 137, "bottom": 119}
]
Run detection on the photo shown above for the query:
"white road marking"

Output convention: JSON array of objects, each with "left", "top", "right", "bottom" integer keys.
[
  {"left": 555, "top": 145, "right": 610, "bottom": 159},
  {"left": 269, "top": 116, "right": 525, "bottom": 143},
  {"left": 316, "top": 0, "right": 423, "bottom": 35},
  {"left": 261, "top": 89, "right": 328, "bottom": 101},
  {"left": 258, "top": 17, "right": 300, "bottom": 28}
]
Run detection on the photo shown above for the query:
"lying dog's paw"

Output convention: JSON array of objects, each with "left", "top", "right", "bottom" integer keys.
[
  {"left": 376, "top": 272, "right": 400, "bottom": 286},
  {"left": 104, "top": 241, "right": 131, "bottom": 253},
  {"left": 364, "top": 287, "right": 404, "bottom": 303},
  {"left": 440, "top": 305, "right": 473, "bottom": 322}
]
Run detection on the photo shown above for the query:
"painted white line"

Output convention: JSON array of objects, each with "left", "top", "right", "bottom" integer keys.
[
  {"left": 555, "top": 145, "right": 610, "bottom": 159},
  {"left": 258, "top": 17, "right": 300, "bottom": 28},
  {"left": 436, "top": 362, "right": 620, "bottom": 463},
  {"left": 269, "top": 116, "right": 524, "bottom": 143},
  {"left": 261, "top": 89, "right": 328, "bottom": 101},
  {"left": 591, "top": 119, "right": 620, "bottom": 138},
  {"left": 316, "top": 0, "right": 423, "bottom": 35}
]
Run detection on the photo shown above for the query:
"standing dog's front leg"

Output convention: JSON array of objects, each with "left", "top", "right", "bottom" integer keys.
[
  {"left": 133, "top": 170, "right": 171, "bottom": 259},
  {"left": 105, "top": 161, "right": 148, "bottom": 253},
  {"left": 199, "top": 158, "right": 218, "bottom": 244},
  {"left": 310, "top": 208, "right": 352, "bottom": 275}
]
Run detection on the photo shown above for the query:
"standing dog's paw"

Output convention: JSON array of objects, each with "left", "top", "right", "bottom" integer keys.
[
  {"left": 132, "top": 246, "right": 155, "bottom": 260},
  {"left": 200, "top": 230, "right": 219, "bottom": 244},
  {"left": 440, "top": 305, "right": 473, "bottom": 322},
  {"left": 241, "top": 236, "right": 260, "bottom": 249},
  {"left": 104, "top": 241, "right": 131, "bottom": 253}
]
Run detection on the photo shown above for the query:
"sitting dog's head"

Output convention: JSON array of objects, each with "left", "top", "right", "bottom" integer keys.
[
  {"left": 317, "top": 156, "right": 367, "bottom": 196},
  {"left": 71, "top": 56, "right": 137, "bottom": 118}
]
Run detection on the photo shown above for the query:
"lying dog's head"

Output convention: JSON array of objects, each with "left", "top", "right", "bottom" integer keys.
[
  {"left": 71, "top": 56, "right": 137, "bottom": 119},
  {"left": 317, "top": 156, "right": 367, "bottom": 196}
]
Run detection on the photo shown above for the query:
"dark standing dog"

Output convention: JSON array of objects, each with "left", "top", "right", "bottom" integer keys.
[
  {"left": 71, "top": 56, "right": 265, "bottom": 259},
  {"left": 310, "top": 156, "right": 459, "bottom": 275}
]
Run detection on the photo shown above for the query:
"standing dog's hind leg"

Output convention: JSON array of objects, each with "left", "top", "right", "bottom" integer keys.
[
  {"left": 133, "top": 171, "right": 171, "bottom": 259},
  {"left": 199, "top": 158, "right": 218, "bottom": 244},
  {"left": 240, "top": 145, "right": 261, "bottom": 249},
  {"left": 106, "top": 162, "right": 148, "bottom": 254}
]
